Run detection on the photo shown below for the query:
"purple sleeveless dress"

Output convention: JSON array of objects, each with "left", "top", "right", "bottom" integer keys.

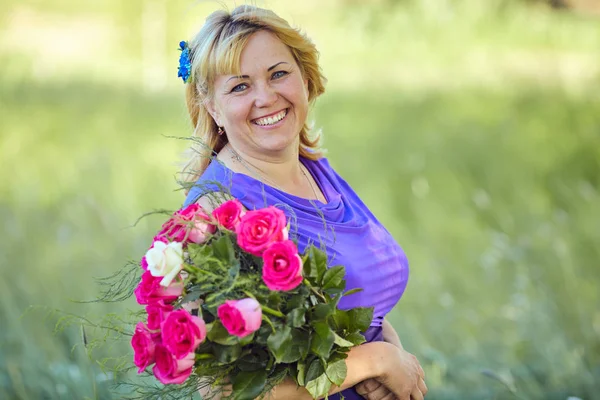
[{"left": 183, "top": 156, "right": 409, "bottom": 400}]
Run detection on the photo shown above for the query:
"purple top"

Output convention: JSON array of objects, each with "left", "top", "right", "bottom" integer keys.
[{"left": 183, "top": 156, "right": 409, "bottom": 399}]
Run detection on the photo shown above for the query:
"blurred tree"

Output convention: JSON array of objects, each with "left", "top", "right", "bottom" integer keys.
[{"left": 341, "top": 0, "right": 600, "bottom": 14}]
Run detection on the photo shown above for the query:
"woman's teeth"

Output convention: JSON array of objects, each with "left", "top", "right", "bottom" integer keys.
[{"left": 253, "top": 109, "right": 287, "bottom": 126}]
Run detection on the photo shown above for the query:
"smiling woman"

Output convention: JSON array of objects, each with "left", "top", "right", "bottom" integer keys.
[
  {"left": 205, "top": 31, "right": 311, "bottom": 163},
  {"left": 174, "top": 5, "right": 426, "bottom": 400}
]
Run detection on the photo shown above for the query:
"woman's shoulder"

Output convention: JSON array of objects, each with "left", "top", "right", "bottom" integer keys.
[
  {"left": 303, "top": 155, "right": 334, "bottom": 174},
  {"left": 183, "top": 158, "right": 233, "bottom": 207}
]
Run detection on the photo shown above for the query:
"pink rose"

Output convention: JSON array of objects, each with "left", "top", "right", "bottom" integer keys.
[
  {"left": 152, "top": 344, "right": 195, "bottom": 384},
  {"left": 134, "top": 270, "right": 183, "bottom": 305},
  {"left": 217, "top": 298, "right": 262, "bottom": 338},
  {"left": 161, "top": 310, "right": 206, "bottom": 359},
  {"left": 262, "top": 240, "right": 303, "bottom": 291},
  {"left": 236, "top": 207, "right": 288, "bottom": 256},
  {"left": 131, "top": 322, "right": 157, "bottom": 374},
  {"left": 212, "top": 199, "right": 246, "bottom": 231},
  {"left": 158, "top": 204, "right": 215, "bottom": 244},
  {"left": 146, "top": 300, "right": 173, "bottom": 331}
]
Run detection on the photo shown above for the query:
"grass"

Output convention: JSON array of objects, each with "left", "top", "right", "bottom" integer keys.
[{"left": 1, "top": 1, "right": 599, "bottom": 399}]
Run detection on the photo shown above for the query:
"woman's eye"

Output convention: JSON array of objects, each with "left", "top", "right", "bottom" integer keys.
[
  {"left": 231, "top": 83, "right": 248, "bottom": 93},
  {"left": 272, "top": 70, "right": 288, "bottom": 79}
]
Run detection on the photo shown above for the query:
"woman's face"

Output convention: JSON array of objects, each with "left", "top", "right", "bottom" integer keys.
[{"left": 207, "top": 30, "right": 310, "bottom": 159}]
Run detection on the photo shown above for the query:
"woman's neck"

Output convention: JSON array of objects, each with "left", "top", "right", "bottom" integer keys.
[{"left": 221, "top": 143, "right": 305, "bottom": 190}]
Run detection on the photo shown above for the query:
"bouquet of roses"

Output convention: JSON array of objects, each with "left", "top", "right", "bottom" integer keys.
[{"left": 131, "top": 199, "right": 373, "bottom": 399}]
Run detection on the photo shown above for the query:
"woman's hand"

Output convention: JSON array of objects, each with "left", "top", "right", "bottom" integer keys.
[
  {"left": 357, "top": 343, "right": 427, "bottom": 400},
  {"left": 355, "top": 378, "right": 395, "bottom": 400}
]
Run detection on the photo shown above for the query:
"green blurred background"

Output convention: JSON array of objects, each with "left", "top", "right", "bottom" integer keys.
[{"left": 1, "top": 0, "right": 599, "bottom": 399}]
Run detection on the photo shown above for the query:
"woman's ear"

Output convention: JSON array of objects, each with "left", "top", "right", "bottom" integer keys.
[{"left": 204, "top": 99, "right": 221, "bottom": 126}]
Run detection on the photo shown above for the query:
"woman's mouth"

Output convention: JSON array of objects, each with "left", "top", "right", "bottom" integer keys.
[{"left": 251, "top": 108, "right": 289, "bottom": 127}]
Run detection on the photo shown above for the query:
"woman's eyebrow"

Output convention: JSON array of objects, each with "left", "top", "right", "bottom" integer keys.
[
  {"left": 267, "top": 61, "right": 289, "bottom": 71},
  {"left": 226, "top": 62, "right": 290, "bottom": 83}
]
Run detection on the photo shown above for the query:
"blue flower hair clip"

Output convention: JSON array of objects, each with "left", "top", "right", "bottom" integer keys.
[{"left": 177, "top": 40, "right": 192, "bottom": 83}]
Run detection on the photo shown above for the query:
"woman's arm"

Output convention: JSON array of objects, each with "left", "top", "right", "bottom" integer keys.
[
  {"left": 382, "top": 317, "right": 403, "bottom": 349},
  {"left": 356, "top": 320, "right": 428, "bottom": 399},
  {"left": 201, "top": 341, "right": 421, "bottom": 400}
]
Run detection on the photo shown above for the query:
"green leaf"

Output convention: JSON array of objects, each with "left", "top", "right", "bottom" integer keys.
[
  {"left": 305, "top": 373, "right": 332, "bottom": 399},
  {"left": 321, "top": 265, "right": 345, "bottom": 290},
  {"left": 348, "top": 307, "right": 374, "bottom": 333},
  {"left": 287, "top": 308, "right": 306, "bottom": 328},
  {"left": 212, "top": 235, "right": 236, "bottom": 264},
  {"left": 180, "top": 282, "right": 217, "bottom": 304},
  {"left": 231, "top": 370, "right": 267, "bottom": 400},
  {"left": 313, "top": 247, "right": 329, "bottom": 283},
  {"left": 342, "top": 287, "right": 363, "bottom": 297},
  {"left": 328, "top": 351, "right": 349, "bottom": 363},
  {"left": 204, "top": 292, "right": 227, "bottom": 314},
  {"left": 304, "top": 245, "right": 328, "bottom": 283},
  {"left": 278, "top": 329, "right": 310, "bottom": 363},
  {"left": 325, "top": 360, "right": 347, "bottom": 387},
  {"left": 311, "top": 303, "right": 332, "bottom": 321},
  {"left": 255, "top": 324, "right": 272, "bottom": 346},
  {"left": 189, "top": 244, "right": 212, "bottom": 266},
  {"left": 333, "top": 333, "right": 354, "bottom": 348},
  {"left": 267, "top": 325, "right": 292, "bottom": 363},
  {"left": 324, "top": 286, "right": 345, "bottom": 298},
  {"left": 207, "top": 321, "right": 238, "bottom": 346},
  {"left": 213, "top": 343, "right": 242, "bottom": 364},
  {"left": 327, "top": 292, "right": 344, "bottom": 308},
  {"left": 305, "top": 357, "right": 325, "bottom": 383},
  {"left": 286, "top": 293, "right": 308, "bottom": 310},
  {"left": 238, "top": 332, "right": 255, "bottom": 346},
  {"left": 228, "top": 261, "right": 240, "bottom": 280},
  {"left": 332, "top": 310, "right": 350, "bottom": 331},
  {"left": 267, "top": 290, "right": 283, "bottom": 306},
  {"left": 310, "top": 321, "right": 335, "bottom": 359},
  {"left": 303, "top": 247, "right": 318, "bottom": 280},
  {"left": 237, "top": 349, "right": 268, "bottom": 372},
  {"left": 296, "top": 361, "right": 306, "bottom": 386},
  {"left": 344, "top": 332, "right": 366, "bottom": 346}
]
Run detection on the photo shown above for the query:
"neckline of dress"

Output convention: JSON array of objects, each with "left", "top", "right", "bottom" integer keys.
[{"left": 210, "top": 156, "right": 335, "bottom": 208}]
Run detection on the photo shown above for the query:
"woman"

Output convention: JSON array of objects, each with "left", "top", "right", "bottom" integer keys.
[{"left": 179, "top": 5, "right": 427, "bottom": 400}]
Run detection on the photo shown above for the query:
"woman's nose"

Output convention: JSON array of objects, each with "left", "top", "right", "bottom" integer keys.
[{"left": 254, "top": 83, "right": 278, "bottom": 108}]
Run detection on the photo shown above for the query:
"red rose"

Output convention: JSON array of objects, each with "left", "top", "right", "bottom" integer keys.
[
  {"left": 158, "top": 204, "right": 215, "bottom": 244},
  {"left": 217, "top": 298, "right": 262, "bottom": 338},
  {"left": 236, "top": 207, "right": 288, "bottom": 256},
  {"left": 212, "top": 199, "right": 246, "bottom": 231},
  {"left": 131, "top": 322, "right": 157, "bottom": 373},
  {"left": 262, "top": 240, "right": 303, "bottom": 291},
  {"left": 152, "top": 344, "right": 195, "bottom": 384},
  {"left": 161, "top": 310, "right": 206, "bottom": 359},
  {"left": 134, "top": 270, "right": 183, "bottom": 305},
  {"left": 146, "top": 300, "right": 173, "bottom": 331}
]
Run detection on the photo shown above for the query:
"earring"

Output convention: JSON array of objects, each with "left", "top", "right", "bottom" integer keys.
[{"left": 218, "top": 126, "right": 225, "bottom": 135}]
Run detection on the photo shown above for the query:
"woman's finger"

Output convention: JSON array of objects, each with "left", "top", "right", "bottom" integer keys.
[
  {"left": 417, "top": 377, "right": 428, "bottom": 396},
  {"left": 409, "top": 388, "right": 424, "bottom": 400},
  {"left": 418, "top": 364, "right": 425, "bottom": 379},
  {"left": 377, "top": 393, "right": 396, "bottom": 400},
  {"left": 356, "top": 378, "right": 382, "bottom": 395},
  {"left": 363, "top": 383, "right": 394, "bottom": 400}
]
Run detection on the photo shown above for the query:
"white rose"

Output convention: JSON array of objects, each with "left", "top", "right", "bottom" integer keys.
[{"left": 146, "top": 241, "right": 184, "bottom": 287}]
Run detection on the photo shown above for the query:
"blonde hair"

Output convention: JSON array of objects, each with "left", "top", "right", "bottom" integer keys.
[{"left": 180, "top": 5, "right": 327, "bottom": 184}]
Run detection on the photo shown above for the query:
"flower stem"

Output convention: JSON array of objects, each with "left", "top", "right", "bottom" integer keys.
[
  {"left": 195, "top": 353, "right": 215, "bottom": 360},
  {"left": 242, "top": 290, "right": 256, "bottom": 300},
  {"left": 304, "top": 279, "right": 327, "bottom": 302},
  {"left": 261, "top": 305, "right": 284, "bottom": 318},
  {"left": 262, "top": 315, "right": 276, "bottom": 333}
]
